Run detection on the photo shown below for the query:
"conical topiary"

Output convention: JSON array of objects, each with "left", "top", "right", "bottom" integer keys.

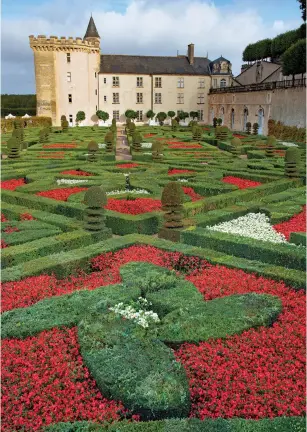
[
  {"left": 192, "top": 126, "right": 202, "bottom": 140},
  {"left": 87, "top": 140, "right": 99, "bottom": 162},
  {"left": 265, "top": 135, "right": 276, "bottom": 157},
  {"left": 62, "top": 119, "right": 69, "bottom": 132},
  {"left": 7, "top": 137, "right": 20, "bottom": 159},
  {"left": 285, "top": 147, "right": 300, "bottom": 178},
  {"left": 132, "top": 131, "right": 142, "bottom": 152},
  {"left": 84, "top": 186, "right": 107, "bottom": 232},
  {"left": 246, "top": 122, "right": 251, "bottom": 135},
  {"left": 230, "top": 137, "right": 242, "bottom": 156},
  {"left": 128, "top": 122, "right": 136, "bottom": 136},
  {"left": 104, "top": 132, "right": 114, "bottom": 152},
  {"left": 215, "top": 126, "right": 228, "bottom": 141},
  {"left": 152, "top": 141, "right": 163, "bottom": 161},
  {"left": 171, "top": 119, "right": 178, "bottom": 131},
  {"left": 213, "top": 117, "right": 217, "bottom": 128},
  {"left": 39, "top": 129, "right": 47, "bottom": 143},
  {"left": 253, "top": 123, "right": 259, "bottom": 135},
  {"left": 12, "top": 129, "right": 22, "bottom": 150},
  {"left": 161, "top": 182, "right": 184, "bottom": 229}
]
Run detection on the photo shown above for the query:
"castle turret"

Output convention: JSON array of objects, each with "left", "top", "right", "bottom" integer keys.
[{"left": 29, "top": 17, "right": 101, "bottom": 126}]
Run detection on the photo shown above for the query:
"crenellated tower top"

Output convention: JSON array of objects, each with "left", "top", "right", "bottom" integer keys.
[{"left": 29, "top": 35, "right": 100, "bottom": 53}]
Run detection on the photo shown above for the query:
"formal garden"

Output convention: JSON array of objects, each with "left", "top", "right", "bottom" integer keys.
[{"left": 1, "top": 115, "right": 306, "bottom": 432}]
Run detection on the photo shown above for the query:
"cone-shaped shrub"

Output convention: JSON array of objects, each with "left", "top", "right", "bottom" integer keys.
[
  {"left": 104, "top": 132, "right": 114, "bottom": 152},
  {"left": 215, "top": 126, "right": 228, "bottom": 140},
  {"left": 39, "top": 129, "right": 47, "bottom": 143},
  {"left": 112, "top": 118, "right": 116, "bottom": 126},
  {"left": 128, "top": 122, "right": 136, "bottom": 136},
  {"left": 12, "top": 129, "right": 22, "bottom": 149},
  {"left": 152, "top": 141, "right": 163, "bottom": 161},
  {"left": 132, "top": 131, "right": 142, "bottom": 151},
  {"left": 84, "top": 186, "right": 107, "bottom": 231},
  {"left": 246, "top": 122, "right": 251, "bottom": 135},
  {"left": 192, "top": 126, "right": 202, "bottom": 140},
  {"left": 230, "top": 137, "right": 242, "bottom": 156},
  {"left": 161, "top": 182, "right": 184, "bottom": 229},
  {"left": 62, "top": 120, "right": 69, "bottom": 132},
  {"left": 87, "top": 140, "right": 99, "bottom": 162},
  {"left": 217, "top": 118, "right": 223, "bottom": 126},
  {"left": 285, "top": 147, "right": 300, "bottom": 178},
  {"left": 253, "top": 122, "right": 259, "bottom": 135},
  {"left": 7, "top": 137, "right": 20, "bottom": 159},
  {"left": 171, "top": 119, "right": 178, "bottom": 131},
  {"left": 265, "top": 135, "right": 276, "bottom": 157}
]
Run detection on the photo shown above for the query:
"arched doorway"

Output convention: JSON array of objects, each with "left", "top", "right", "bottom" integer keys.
[
  {"left": 258, "top": 108, "right": 264, "bottom": 134},
  {"left": 231, "top": 109, "right": 235, "bottom": 129},
  {"left": 220, "top": 107, "right": 224, "bottom": 125},
  {"left": 243, "top": 107, "right": 248, "bottom": 131}
]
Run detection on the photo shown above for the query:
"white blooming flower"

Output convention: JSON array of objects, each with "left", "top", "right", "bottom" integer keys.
[
  {"left": 206, "top": 213, "right": 290, "bottom": 244},
  {"left": 109, "top": 299, "right": 160, "bottom": 328},
  {"left": 98, "top": 143, "right": 106, "bottom": 149},
  {"left": 177, "top": 178, "right": 189, "bottom": 183},
  {"left": 56, "top": 179, "right": 89, "bottom": 185},
  {"left": 278, "top": 141, "right": 298, "bottom": 148},
  {"left": 106, "top": 189, "right": 150, "bottom": 195},
  {"left": 141, "top": 142, "right": 152, "bottom": 148}
]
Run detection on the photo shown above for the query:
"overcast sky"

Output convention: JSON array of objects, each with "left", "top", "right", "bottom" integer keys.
[{"left": 1, "top": 0, "right": 302, "bottom": 94}]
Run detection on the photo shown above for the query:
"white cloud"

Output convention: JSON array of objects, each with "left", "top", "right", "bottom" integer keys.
[{"left": 1, "top": 0, "right": 301, "bottom": 93}]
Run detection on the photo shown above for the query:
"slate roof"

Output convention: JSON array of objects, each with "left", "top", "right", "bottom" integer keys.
[
  {"left": 84, "top": 16, "right": 100, "bottom": 39},
  {"left": 100, "top": 55, "right": 211, "bottom": 75}
]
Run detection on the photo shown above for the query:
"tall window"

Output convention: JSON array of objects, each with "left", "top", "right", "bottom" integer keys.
[
  {"left": 220, "top": 79, "right": 226, "bottom": 88},
  {"left": 198, "top": 79, "right": 205, "bottom": 88},
  {"left": 66, "top": 53, "right": 71, "bottom": 63},
  {"left": 112, "top": 76, "right": 120, "bottom": 87},
  {"left": 155, "top": 77, "right": 162, "bottom": 88},
  {"left": 104, "top": 78, "right": 107, "bottom": 84},
  {"left": 113, "top": 110, "right": 120, "bottom": 121},
  {"left": 95, "top": 89, "right": 98, "bottom": 95},
  {"left": 136, "top": 110, "right": 143, "bottom": 121},
  {"left": 155, "top": 93, "right": 162, "bottom": 104},
  {"left": 95, "top": 72, "right": 97, "bottom": 78},
  {"left": 137, "top": 77, "right": 143, "bottom": 87},
  {"left": 198, "top": 110, "right": 204, "bottom": 121},
  {"left": 213, "top": 79, "right": 217, "bottom": 88},
  {"left": 104, "top": 96, "right": 107, "bottom": 102},
  {"left": 68, "top": 94, "right": 72, "bottom": 103},
  {"left": 136, "top": 93, "right": 143, "bottom": 103},
  {"left": 177, "top": 78, "right": 184, "bottom": 88},
  {"left": 197, "top": 93, "right": 204, "bottom": 104},
  {"left": 177, "top": 93, "right": 184, "bottom": 104},
  {"left": 113, "top": 93, "right": 119, "bottom": 103},
  {"left": 67, "top": 72, "right": 71, "bottom": 82},
  {"left": 69, "top": 114, "right": 73, "bottom": 124}
]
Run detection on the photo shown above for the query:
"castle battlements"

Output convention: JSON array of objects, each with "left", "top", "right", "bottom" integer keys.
[{"left": 29, "top": 35, "right": 100, "bottom": 52}]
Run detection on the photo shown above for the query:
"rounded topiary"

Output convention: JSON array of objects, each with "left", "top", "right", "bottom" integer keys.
[
  {"left": 161, "top": 182, "right": 184, "bottom": 229},
  {"left": 104, "top": 132, "right": 114, "bottom": 152},
  {"left": 171, "top": 119, "right": 178, "bottom": 131},
  {"left": 84, "top": 186, "right": 107, "bottom": 232},
  {"left": 230, "top": 137, "right": 242, "bottom": 156},
  {"left": 62, "top": 120, "right": 69, "bottom": 132},
  {"left": 152, "top": 141, "right": 163, "bottom": 161},
  {"left": 246, "top": 122, "right": 252, "bottom": 135},
  {"left": 87, "top": 140, "right": 99, "bottom": 162},
  {"left": 265, "top": 135, "right": 276, "bottom": 157},
  {"left": 7, "top": 137, "right": 20, "bottom": 159},
  {"left": 285, "top": 147, "right": 300, "bottom": 178},
  {"left": 61, "top": 115, "right": 67, "bottom": 122},
  {"left": 217, "top": 118, "right": 223, "bottom": 126}
]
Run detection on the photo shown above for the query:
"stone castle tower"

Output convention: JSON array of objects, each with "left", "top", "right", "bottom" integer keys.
[{"left": 29, "top": 17, "right": 101, "bottom": 126}]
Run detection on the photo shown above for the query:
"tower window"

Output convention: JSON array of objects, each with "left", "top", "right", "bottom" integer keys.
[
  {"left": 177, "top": 78, "right": 184, "bottom": 88},
  {"left": 68, "top": 94, "right": 72, "bottom": 103},
  {"left": 198, "top": 79, "right": 205, "bottom": 88},
  {"left": 137, "top": 77, "right": 143, "bottom": 87},
  {"left": 67, "top": 53, "right": 71, "bottom": 63},
  {"left": 95, "top": 72, "right": 97, "bottom": 78},
  {"left": 104, "top": 78, "right": 107, "bottom": 84},
  {"left": 220, "top": 79, "right": 226, "bottom": 88},
  {"left": 104, "top": 96, "right": 107, "bottom": 102},
  {"left": 95, "top": 89, "right": 98, "bottom": 95},
  {"left": 67, "top": 72, "right": 71, "bottom": 82},
  {"left": 69, "top": 114, "right": 73, "bottom": 124},
  {"left": 177, "top": 93, "right": 184, "bottom": 104}
]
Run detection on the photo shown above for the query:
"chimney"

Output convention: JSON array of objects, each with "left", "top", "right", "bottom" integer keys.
[{"left": 188, "top": 43, "right": 194, "bottom": 65}]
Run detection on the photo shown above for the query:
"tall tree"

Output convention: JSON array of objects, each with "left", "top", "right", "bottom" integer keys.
[{"left": 297, "top": 0, "right": 306, "bottom": 21}]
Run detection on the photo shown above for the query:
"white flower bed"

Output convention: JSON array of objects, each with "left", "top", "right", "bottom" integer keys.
[
  {"left": 56, "top": 179, "right": 89, "bottom": 185},
  {"left": 207, "top": 213, "right": 288, "bottom": 244},
  {"left": 177, "top": 178, "right": 189, "bottom": 183},
  {"left": 106, "top": 189, "right": 149, "bottom": 195},
  {"left": 278, "top": 141, "right": 298, "bottom": 148},
  {"left": 109, "top": 298, "right": 160, "bottom": 328},
  {"left": 98, "top": 143, "right": 106, "bottom": 149},
  {"left": 141, "top": 142, "right": 152, "bottom": 149}
]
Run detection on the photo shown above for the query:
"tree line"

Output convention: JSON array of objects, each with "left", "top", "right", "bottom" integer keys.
[{"left": 1, "top": 94, "right": 36, "bottom": 117}]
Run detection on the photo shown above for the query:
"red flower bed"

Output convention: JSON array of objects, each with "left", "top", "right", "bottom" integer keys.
[
  {"left": 144, "top": 134, "right": 156, "bottom": 138},
  {"left": 182, "top": 187, "right": 203, "bottom": 202},
  {"left": 274, "top": 206, "right": 306, "bottom": 240},
  {"left": 38, "top": 152, "right": 65, "bottom": 159},
  {"left": 274, "top": 150, "right": 286, "bottom": 156},
  {"left": 233, "top": 134, "right": 246, "bottom": 139},
  {"left": 223, "top": 176, "right": 262, "bottom": 189},
  {"left": 1, "top": 239, "right": 8, "bottom": 248},
  {"left": 43, "top": 144, "right": 77, "bottom": 149},
  {"left": 168, "top": 169, "right": 196, "bottom": 175},
  {"left": 0, "top": 178, "right": 25, "bottom": 190},
  {"left": 2, "top": 327, "right": 125, "bottom": 431},
  {"left": 3, "top": 226, "right": 19, "bottom": 233},
  {"left": 1, "top": 213, "right": 8, "bottom": 222},
  {"left": 61, "top": 170, "right": 92, "bottom": 176},
  {"left": 116, "top": 163, "right": 139, "bottom": 169},
  {"left": 20, "top": 213, "right": 36, "bottom": 221},
  {"left": 169, "top": 144, "right": 203, "bottom": 149},
  {"left": 36, "top": 187, "right": 88, "bottom": 202},
  {"left": 2, "top": 245, "right": 305, "bottom": 422},
  {"left": 105, "top": 198, "right": 161, "bottom": 215}
]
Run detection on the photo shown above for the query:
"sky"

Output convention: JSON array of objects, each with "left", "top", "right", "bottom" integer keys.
[{"left": 1, "top": 0, "right": 303, "bottom": 94}]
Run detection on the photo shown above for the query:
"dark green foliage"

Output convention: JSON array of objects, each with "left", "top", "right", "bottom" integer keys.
[
  {"left": 39, "top": 128, "right": 48, "bottom": 143},
  {"left": 271, "top": 27, "right": 303, "bottom": 58},
  {"left": 112, "top": 118, "right": 116, "bottom": 126},
  {"left": 62, "top": 119, "right": 69, "bottom": 132},
  {"left": 171, "top": 119, "right": 178, "bottom": 131},
  {"left": 84, "top": 186, "right": 107, "bottom": 231},
  {"left": 167, "top": 110, "right": 175, "bottom": 119},
  {"left": 230, "top": 137, "right": 242, "bottom": 156},
  {"left": 87, "top": 140, "right": 99, "bottom": 162},
  {"left": 290, "top": 231, "right": 306, "bottom": 246},
  {"left": 125, "top": 109, "right": 137, "bottom": 121},
  {"left": 189, "top": 111, "right": 198, "bottom": 120},
  {"left": 7, "top": 137, "right": 20, "bottom": 159},
  {"left": 177, "top": 111, "right": 189, "bottom": 121},
  {"left": 104, "top": 131, "right": 114, "bottom": 152},
  {"left": 96, "top": 111, "right": 109, "bottom": 122},
  {"left": 213, "top": 117, "right": 217, "bottom": 128},
  {"left": 246, "top": 122, "right": 251, "bottom": 134},
  {"left": 161, "top": 182, "right": 184, "bottom": 229},
  {"left": 265, "top": 135, "right": 276, "bottom": 157},
  {"left": 285, "top": 147, "right": 300, "bottom": 177},
  {"left": 132, "top": 131, "right": 142, "bottom": 151},
  {"left": 60, "top": 115, "right": 67, "bottom": 122},
  {"left": 217, "top": 118, "right": 223, "bottom": 126},
  {"left": 281, "top": 39, "right": 306, "bottom": 77},
  {"left": 146, "top": 110, "right": 156, "bottom": 120},
  {"left": 215, "top": 126, "right": 228, "bottom": 140},
  {"left": 243, "top": 38, "right": 272, "bottom": 61},
  {"left": 1, "top": 94, "right": 36, "bottom": 117},
  {"left": 192, "top": 126, "right": 202, "bottom": 140},
  {"left": 152, "top": 141, "right": 163, "bottom": 161},
  {"left": 76, "top": 111, "right": 86, "bottom": 125},
  {"left": 252, "top": 123, "right": 259, "bottom": 135},
  {"left": 298, "top": 0, "right": 306, "bottom": 21},
  {"left": 156, "top": 112, "right": 167, "bottom": 125},
  {"left": 128, "top": 122, "right": 136, "bottom": 136}
]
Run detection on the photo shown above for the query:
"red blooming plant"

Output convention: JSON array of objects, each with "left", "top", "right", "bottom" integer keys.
[
  {"left": 1, "top": 327, "right": 125, "bottom": 431},
  {"left": 20, "top": 213, "right": 36, "bottom": 221},
  {"left": 274, "top": 206, "right": 306, "bottom": 240},
  {"left": 105, "top": 198, "right": 161, "bottom": 215},
  {"left": 61, "top": 170, "right": 92, "bottom": 176},
  {"left": 38, "top": 152, "right": 65, "bottom": 159},
  {"left": 168, "top": 144, "right": 203, "bottom": 149},
  {"left": 233, "top": 134, "right": 246, "bottom": 139},
  {"left": 116, "top": 163, "right": 139, "bottom": 169},
  {"left": 1, "top": 239, "right": 8, "bottom": 248},
  {"left": 0, "top": 178, "right": 25, "bottom": 190},
  {"left": 1, "top": 213, "right": 8, "bottom": 222},
  {"left": 182, "top": 187, "right": 203, "bottom": 202},
  {"left": 36, "top": 187, "right": 88, "bottom": 202},
  {"left": 222, "top": 176, "right": 262, "bottom": 189},
  {"left": 3, "top": 226, "right": 19, "bottom": 233},
  {"left": 168, "top": 169, "right": 196, "bottom": 175},
  {"left": 43, "top": 143, "right": 77, "bottom": 148}
]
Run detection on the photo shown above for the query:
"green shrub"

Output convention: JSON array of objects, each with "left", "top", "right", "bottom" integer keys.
[
  {"left": 152, "top": 141, "right": 163, "bottom": 161},
  {"left": 84, "top": 186, "right": 108, "bottom": 232},
  {"left": 7, "top": 137, "right": 20, "bottom": 159},
  {"left": 62, "top": 119, "right": 69, "bottom": 132},
  {"left": 230, "top": 137, "right": 242, "bottom": 156},
  {"left": 105, "top": 132, "right": 114, "bottom": 152},
  {"left": 132, "top": 131, "right": 142, "bottom": 152},
  {"left": 252, "top": 123, "right": 259, "bottom": 135},
  {"left": 265, "top": 136, "right": 276, "bottom": 157},
  {"left": 171, "top": 119, "right": 178, "bottom": 131},
  {"left": 285, "top": 147, "right": 300, "bottom": 177},
  {"left": 246, "top": 122, "right": 251, "bottom": 135},
  {"left": 161, "top": 182, "right": 184, "bottom": 229}
]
